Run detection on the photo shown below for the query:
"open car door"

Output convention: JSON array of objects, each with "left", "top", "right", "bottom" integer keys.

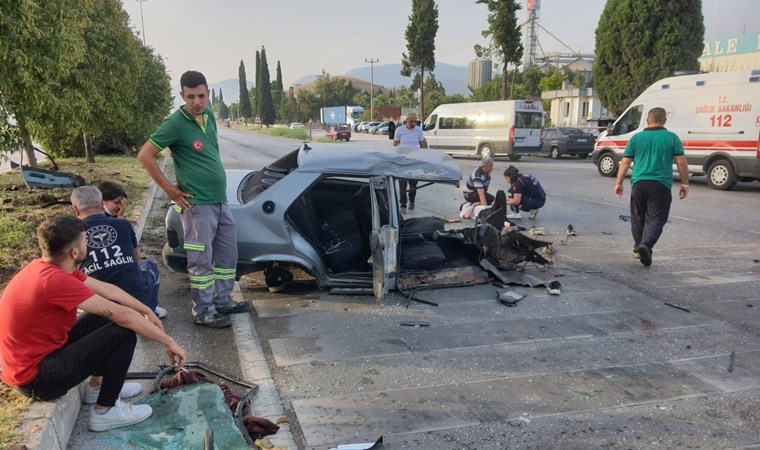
[{"left": 369, "top": 176, "right": 399, "bottom": 299}]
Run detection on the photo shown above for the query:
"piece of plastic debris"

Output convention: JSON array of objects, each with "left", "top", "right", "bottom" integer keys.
[
  {"left": 399, "top": 321, "right": 431, "bottom": 327},
  {"left": 728, "top": 351, "right": 736, "bottom": 373},
  {"left": 546, "top": 280, "right": 561, "bottom": 295},
  {"left": 329, "top": 436, "right": 384, "bottom": 450},
  {"left": 498, "top": 291, "right": 526, "bottom": 307},
  {"left": 276, "top": 417, "right": 289, "bottom": 424},
  {"left": 664, "top": 302, "right": 691, "bottom": 312},
  {"left": 619, "top": 215, "right": 631, "bottom": 222},
  {"left": 566, "top": 225, "right": 576, "bottom": 236}
]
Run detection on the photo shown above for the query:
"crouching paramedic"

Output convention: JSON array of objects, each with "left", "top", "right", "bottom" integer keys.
[{"left": 0, "top": 216, "right": 187, "bottom": 432}]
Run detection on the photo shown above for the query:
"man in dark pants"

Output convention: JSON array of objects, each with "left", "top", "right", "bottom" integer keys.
[
  {"left": 393, "top": 113, "right": 427, "bottom": 213},
  {"left": 387, "top": 119, "right": 396, "bottom": 141},
  {"left": 0, "top": 216, "right": 187, "bottom": 431},
  {"left": 614, "top": 107, "right": 689, "bottom": 266}
]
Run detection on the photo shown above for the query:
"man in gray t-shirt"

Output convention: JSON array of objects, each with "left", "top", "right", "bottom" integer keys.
[{"left": 393, "top": 113, "right": 428, "bottom": 212}]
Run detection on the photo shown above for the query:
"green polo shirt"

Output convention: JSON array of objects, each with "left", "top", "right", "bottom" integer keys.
[
  {"left": 623, "top": 127, "right": 684, "bottom": 188},
  {"left": 149, "top": 107, "right": 226, "bottom": 204}
]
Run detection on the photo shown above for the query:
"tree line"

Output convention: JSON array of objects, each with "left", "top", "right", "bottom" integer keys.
[{"left": 0, "top": 0, "right": 172, "bottom": 166}]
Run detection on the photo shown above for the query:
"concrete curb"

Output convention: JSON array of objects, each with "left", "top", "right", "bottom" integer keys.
[
  {"left": 14, "top": 155, "right": 169, "bottom": 450},
  {"left": 231, "top": 282, "right": 298, "bottom": 449}
]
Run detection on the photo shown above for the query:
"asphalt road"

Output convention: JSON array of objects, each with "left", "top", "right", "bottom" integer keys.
[{"left": 71, "top": 126, "right": 760, "bottom": 449}]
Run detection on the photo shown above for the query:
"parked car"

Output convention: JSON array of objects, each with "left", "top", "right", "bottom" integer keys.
[
  {"left": 542, "top": 127, "right": 595, "bottom": 159},
  {"left": 325, "top": 125, "right": 351, "bottom": 141},
  {"left": 161, "top": 145, "right": 551, "bottom": 298},
  {"left": 373, "top": 124, "right": 390, "bottom": 135},
  {"left": 363, "top": 122, "right": 383, "bottom": 133},
  {"left": 354, "top": 121, "right": 369, "bottom": 132},
  {"left": 289, "top": 122, "right": 304, "bottom": 129}
]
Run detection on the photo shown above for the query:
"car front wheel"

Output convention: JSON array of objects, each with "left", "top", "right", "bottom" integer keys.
[
  {"left": 597, "top": 152, "right": 618, "bottom": 177},
  {"left": 550, "top": 147, "right": 561, "bottom": 159}
]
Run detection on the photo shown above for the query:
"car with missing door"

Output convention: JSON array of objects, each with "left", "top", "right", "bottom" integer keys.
[{"left": 161, "top": 144, "right": 550, "bottom": 298}]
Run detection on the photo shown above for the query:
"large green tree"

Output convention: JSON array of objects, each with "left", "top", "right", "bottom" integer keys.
[
  {"left": 258, "top": 47, "right": 276, "bottom": 126},
  {"left": 254, "top": 50, "right": 262, "bottom": 117},
  {"left": 594, "top": 0, "right": 704, "bottom": 115},
  {"left": 476, "top": 0, "right": 524, "bottom": 99},
  {"left": 238, "top": 60, "right": 252, "bottom": 121},
  {"left": 400, "top": 0, "right": 439, "bottom": 117},
  {"left": 0, "top": 0, "right": 88, "bottom": 165}
]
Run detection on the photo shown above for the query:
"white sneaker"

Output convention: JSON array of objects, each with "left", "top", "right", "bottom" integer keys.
[
  {"left": 507, "top": 211, "right": 523, "bottom": 219},
  {"left": 529, "top": 209, "right": 539, "bottom": 219},
  {"left": 154, "top": 306, "right": 167, "bottom": 319},
  {"left": 84, "top": 381, "right": 143, "bottom": 405},
  {"left": 88, "top": 399, "right": 152, "bottom": 432}
]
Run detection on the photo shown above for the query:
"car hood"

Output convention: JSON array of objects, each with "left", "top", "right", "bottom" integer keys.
[{"left": 297, "top": 146, "right": 462, "bottom": 183}]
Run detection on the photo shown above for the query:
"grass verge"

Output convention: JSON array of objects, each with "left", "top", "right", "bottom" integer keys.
[
  {"left": 244, "top": 126, "right": 338, "bottom": 143},
  {"left": 0, "top": 153, "right": 159, "bottom": 447}
]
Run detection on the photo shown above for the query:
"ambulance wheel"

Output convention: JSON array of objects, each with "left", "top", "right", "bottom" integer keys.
[
  {"left": 597, "top": 152, "right": 618, "bottom": 177},
  {"left": 707, "top": 159, "right": 737, "bottom": 190},
  {"left": 478, "top": 144, "right": 493, "bottom": 159}
]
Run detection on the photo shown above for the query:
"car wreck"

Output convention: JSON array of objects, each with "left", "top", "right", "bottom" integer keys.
[{"left": 162, "top": 144, "right": 552, "bottom": 298}]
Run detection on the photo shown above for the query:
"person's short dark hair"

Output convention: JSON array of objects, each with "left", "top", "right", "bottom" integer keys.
[
  {"left": 180, "top": 71, "right": 208, "bottom": 90},
  {"left": 648, "top": 107, "right": 667, "bottom": 125},
  {"left": 37, "top": 216, "right": 86, "bottom": 259},
  {"left": 504, "top": 165, "right": 520, "bottom": 182},
  {"left": 93, "top": 181, "right": 126, "bottom": 201}
]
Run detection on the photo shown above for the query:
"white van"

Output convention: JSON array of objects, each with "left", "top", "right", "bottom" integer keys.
[
  {"left": 422, "top": 100, "right": 544, "bottom": 160},
  {"left": 592, "top": 70, "right": 760, "bottom": 190}
]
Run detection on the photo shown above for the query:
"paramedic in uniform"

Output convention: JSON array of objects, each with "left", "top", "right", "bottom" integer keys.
[
  {"left": 393, "top": 113, "right": 428, "bottom": 213},
  {"left": 138, "top": 70, "right": 251, "bottom": 328}
]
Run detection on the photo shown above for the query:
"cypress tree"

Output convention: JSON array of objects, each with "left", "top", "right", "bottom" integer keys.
[
  {"left": 238, "top": 59, "right": 252, "bottom": 120},
  {"left": 593, "top": 0, "right": 704, "bottom": 115},
  {"left": 211, "top": 88, "right": 216, "bottom": 106},
  {"left": 219, "top": 88, "right": 224, "bottom": 103},
  {"left": 255, "top": 50, "right": 262, "bottom": 116},
  {"left": 275, "top": 60, "right": 284, "bottom": 92},
  {"left": 400, "top": 0, "right": 439, "bottom": 117},
  {"left": 259, "top": 47, "right": 276, "bottom": 125}
]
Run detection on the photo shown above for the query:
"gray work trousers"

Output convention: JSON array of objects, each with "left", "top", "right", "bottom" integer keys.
[{"left": 180, "top": 204, "right": 238, "bottom": 315}]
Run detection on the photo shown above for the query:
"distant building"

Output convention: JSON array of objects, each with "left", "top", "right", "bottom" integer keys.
[
  {"left": 468, "top": 59, "right": 492, "bottom": 91},
  {"left": 699, "top": 34, "right": 760, "bottom": 72},
  {"left": 541, "top": 81, "right": 610, "bottom": 127}
]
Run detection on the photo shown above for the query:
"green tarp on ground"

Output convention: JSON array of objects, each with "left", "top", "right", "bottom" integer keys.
[{"left": 85, "top": 383, "right": 249, "bottom": 449}]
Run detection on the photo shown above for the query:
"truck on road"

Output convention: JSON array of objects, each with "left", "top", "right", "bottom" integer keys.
[{"left": 320, "top": 106, "right": 365, "bottom": 128}]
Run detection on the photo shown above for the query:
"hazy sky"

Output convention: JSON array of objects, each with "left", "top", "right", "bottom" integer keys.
[{"left": 120, "top": 0, "right": 759, "bottom": 87}]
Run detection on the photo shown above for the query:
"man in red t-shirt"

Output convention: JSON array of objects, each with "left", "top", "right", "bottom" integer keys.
[{"left": 0, "top": 216, "right": 188, "bottom": 432}]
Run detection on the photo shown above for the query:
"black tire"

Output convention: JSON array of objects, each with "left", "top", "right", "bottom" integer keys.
[
  {"left": 578, "top": 153, "right": 589, "bottom": 160},
  {"left": 478, "top": 144, "right": 493, "bottom": 159},
  {"left": 508, "top": 154, "right": 522, "bottom": 161},
  {"left": 706, "top": 159, "right": 737, "bottom": 190},
  {"left": 550, "top": 147, "right": 561, "bottom": 159},
  {"left": 596, "top": 152, "right": 618, "bottom": 177}
]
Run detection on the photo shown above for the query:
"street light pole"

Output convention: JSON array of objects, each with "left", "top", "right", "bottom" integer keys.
[
  {"left": 365, "top": 58, "right": 378, "bottom": 120},
  {"left": 135, "top": 0, "right": 148, "bottom": 45}
]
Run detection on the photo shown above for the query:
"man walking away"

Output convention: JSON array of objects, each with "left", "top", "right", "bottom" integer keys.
[
  {"left": 393, "top": 113, "right": 428, "bottom": 213},
  {"left": 614, "top": 107, "right": 689, "bottom": 266},
  {"left": 138, "top": 70, "right": 251, "bottom": 328},
  {"left": 387, "top": 119, "right": 396, "bottom": 141},
  {"left": 465, "top": 158, "right": 495, "bottom": 206}
]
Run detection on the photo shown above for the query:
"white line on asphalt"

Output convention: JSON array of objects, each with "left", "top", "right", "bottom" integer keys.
[
  {"left": 231, "top": 282, "right": 297, "bottom": 449},
  {"left": 669, "top": 215, "right": 696, "bottom": 222}
]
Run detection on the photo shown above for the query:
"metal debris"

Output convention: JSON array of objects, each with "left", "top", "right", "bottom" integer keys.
[
  {"left": 399, "top": 320, "right": 431, "bottom": 327},
  {"left": 664, "top": 302, "right": 691, "bottom": 313},
  {"left": 728, "top": 351, "right": 736, "bottom": 373}
]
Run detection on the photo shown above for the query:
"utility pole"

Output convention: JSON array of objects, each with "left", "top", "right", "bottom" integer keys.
[
  {"left": 135, "top": 0, "right": 149, "bottom": 45},
  {"left": 365, "top": 58, "right": 379, "bottom": 120}
]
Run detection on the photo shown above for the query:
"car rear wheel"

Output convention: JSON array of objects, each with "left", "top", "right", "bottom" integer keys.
[
  {"left": 707, "top": 159, "right": 737, "bottom": 190},
  {"left": 597, "top": 152, "right": 618, "bottom": 177},
  {"left": 550, "top": 147, "right": 561, "bottom": 159},
  {"left": 478, "top": 144, "right": 493, "bottom": 159}
]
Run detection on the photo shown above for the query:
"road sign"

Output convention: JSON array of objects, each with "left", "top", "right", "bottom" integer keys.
[{"left": 307, "top": 118, "right": 314, "bottom": 126}]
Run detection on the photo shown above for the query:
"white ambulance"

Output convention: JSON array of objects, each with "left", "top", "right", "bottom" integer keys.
[
  {"left": 422, "top": 100, "right": 544, "bottom": 161},
  {"left": 592, "top": 70, "right": 760, "bottom": 190}
]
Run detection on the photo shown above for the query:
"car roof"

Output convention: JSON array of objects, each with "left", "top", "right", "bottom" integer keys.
[{"left": 296, "top": 145, "right": 462, "bottom": 182}]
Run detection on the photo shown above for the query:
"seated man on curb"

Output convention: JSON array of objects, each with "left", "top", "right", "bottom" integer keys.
[
  {"left": 0, "top": 216, "right": 188, "bottom": 432},
  {"left": 71, "top": 186, "right": 166, "bottom": 319}
]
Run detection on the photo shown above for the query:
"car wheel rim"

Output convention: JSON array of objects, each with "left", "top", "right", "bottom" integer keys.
[
  {"left": 600, "top": 156, "right": 614, "bottom": 173},
  {"left": 552, "top": 149, "right": 559, "bottom": 158},
  {"left": 711, "top": 165, "right": 728, "bottom": 185},
  {"left": 481, "top": 147, "right": 491, "bottom": 158}
]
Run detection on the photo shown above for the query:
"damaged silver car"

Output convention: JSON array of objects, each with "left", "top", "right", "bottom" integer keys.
[{"left": 162, "top": 144, "right": 551, "bottom": 298}]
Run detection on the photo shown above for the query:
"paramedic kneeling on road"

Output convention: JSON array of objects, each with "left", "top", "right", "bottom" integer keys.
[
  {"left": 503, "top": 165, "right": 547, "bottom": 219},
  {"left": 0, "top": 216, "right": 187, "bottom": 432}
]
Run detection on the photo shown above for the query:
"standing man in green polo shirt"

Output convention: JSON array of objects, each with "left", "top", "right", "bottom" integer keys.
[
  {"left": 614, "top": 107, "right": 690, "bottom": 267},
  {"left": 138, "top": 71, "right": 250, "bottom": 328}
]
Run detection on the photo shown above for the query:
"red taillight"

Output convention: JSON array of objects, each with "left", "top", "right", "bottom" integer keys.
[
  {"left": 508, "top": 126, "right": 515, "bottom": 142},
  {"left": 566, "top": 137, "right": 574, "bottom": 144}
]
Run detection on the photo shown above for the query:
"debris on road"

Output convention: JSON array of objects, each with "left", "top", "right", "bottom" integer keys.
[
  {"left": 728, "top": 351, "right": 736, "bottom": 373},
  {"left": 566, "top": 224, "right": 576, "bottom": 236},
  {"left": 399, "top": 320, "right": 431, "bottom": 327},
  {"left": 498, "top": 290, "right": 526, "bottom": 307},
  {"left": 664, "top": 302, "right": 691, "bottom": 312},
  {"left": 329, "top": 436, "right": 384, "bottom": 450},
  {"left": 619, "top": 215, "right": 631, "bottom": 222},
  {"left": 546, "top": 280, "right": 562, "bottom": 296}
]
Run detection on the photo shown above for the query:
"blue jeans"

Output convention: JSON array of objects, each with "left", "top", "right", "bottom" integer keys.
[{"left": 138, "top": 259, "right": 160, "bottom": 313}]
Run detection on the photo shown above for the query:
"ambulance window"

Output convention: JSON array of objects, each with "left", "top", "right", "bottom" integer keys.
[{"left": 612, "top": 105, "right": 643, "bottom": 136}]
